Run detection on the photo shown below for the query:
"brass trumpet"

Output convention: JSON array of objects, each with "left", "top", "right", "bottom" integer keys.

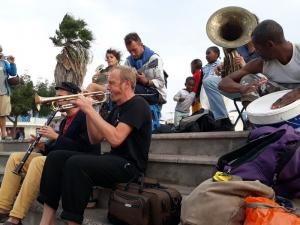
[{"left": 35, "top": 91, "right": 109, "bottom": 111}]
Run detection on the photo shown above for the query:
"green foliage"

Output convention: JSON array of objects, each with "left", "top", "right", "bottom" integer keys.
[
  {"left": 50, "top": 13, "right": 94, "bottom": 49},
  {"left": 35, "top": 80, "right": 56, "bottom": 117},
  {"left": 10, "top": 74, "right": 35, "bottom": 119},
  {"left": 10, "top": 75, "right": 56, "bottom": 122}
]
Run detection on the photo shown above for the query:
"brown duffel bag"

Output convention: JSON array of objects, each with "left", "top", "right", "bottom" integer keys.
[{"left": 108, "top": 177, "right": 182, "bottom": 225}]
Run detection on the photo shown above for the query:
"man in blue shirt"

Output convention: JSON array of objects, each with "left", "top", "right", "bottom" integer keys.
[{"left": 0, "top": 45, "right": 17, "bottom": 140}]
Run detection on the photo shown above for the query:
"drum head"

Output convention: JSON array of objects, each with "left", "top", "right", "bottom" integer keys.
[{"left": 247, "top": 90, "right": 300, "bottom": 125}]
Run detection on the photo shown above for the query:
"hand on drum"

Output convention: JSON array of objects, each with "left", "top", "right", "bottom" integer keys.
[
  {"left": 240, "top": 78, "right": 267, "bottom": 94},
  {"left": 271, "top": 89, "right": 300, "bottom": 109}
]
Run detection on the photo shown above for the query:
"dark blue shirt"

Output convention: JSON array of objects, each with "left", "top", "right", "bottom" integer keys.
[{"left": 237, "top": 45, "right": 259, "bottom": 63}]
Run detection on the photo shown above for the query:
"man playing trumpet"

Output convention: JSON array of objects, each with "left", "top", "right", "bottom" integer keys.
[
  {"left": 38, "top": 65, "right": 152, "bottom": 225},
  {"left": 0, "top": 82, "right": 100, "bottom": 225}
]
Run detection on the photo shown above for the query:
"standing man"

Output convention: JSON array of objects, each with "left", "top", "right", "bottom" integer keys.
[
  {"left": 0, "top": 82, "right": 100, "bottom": 225},
  {"left": 124, "top": 32, "right": 167, "bottom": 105},
  {"left": 219, "top": 20, "right": 300, "bottom": 109},
  {"left": 38, "top": 66, "right": 152, "bottom": 225},
  {"left": 0, "top": 45, "right": 17, "bottom": 140}
]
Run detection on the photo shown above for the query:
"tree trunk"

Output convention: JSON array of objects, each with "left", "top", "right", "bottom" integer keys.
[
  {"left": 12, "top": 115, "right": 18, "bottom": 139},
  {"left": 54, "top": 62, "right": 82, "bottom": 87},
  {"left": 54, "top": 43, "right": 89, "bottom": 88}
]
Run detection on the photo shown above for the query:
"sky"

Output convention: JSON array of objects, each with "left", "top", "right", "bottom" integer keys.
[{"left": 1, "top": 0, "right": 299, "bottom": 120}]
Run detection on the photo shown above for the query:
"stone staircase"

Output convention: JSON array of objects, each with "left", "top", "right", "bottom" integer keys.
[{"left": 0, "top": 131, "right": 249, "bottom": 224}]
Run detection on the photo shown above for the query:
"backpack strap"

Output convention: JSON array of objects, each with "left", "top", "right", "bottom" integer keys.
[{"left": 216, "top": 129, "right": 286, "bottom": 171}]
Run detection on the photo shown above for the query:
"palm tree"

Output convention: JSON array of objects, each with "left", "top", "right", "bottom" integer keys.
[{"left": 50, "top": 14, "right": 94, "bottom": 87}]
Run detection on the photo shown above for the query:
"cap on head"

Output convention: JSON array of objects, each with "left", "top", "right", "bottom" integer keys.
[{"left": 55, "top": 82, "right": 81, "bottom": 94}]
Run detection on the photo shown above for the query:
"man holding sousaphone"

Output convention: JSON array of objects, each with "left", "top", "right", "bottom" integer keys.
[{"left": 0, "top": 82, "right": 100, "bottom": 225}]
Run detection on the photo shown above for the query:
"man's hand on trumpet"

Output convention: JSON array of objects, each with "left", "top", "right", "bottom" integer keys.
[{"left": 72, "top": 95, "right": 94, "bottom": 114}]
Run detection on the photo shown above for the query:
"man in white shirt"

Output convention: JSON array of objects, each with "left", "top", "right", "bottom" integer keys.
[{"left": 219, "top": 20, "right": 300, "bottom": 109}]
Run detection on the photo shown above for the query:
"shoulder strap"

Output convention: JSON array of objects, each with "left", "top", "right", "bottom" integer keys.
[{"left": 216, "top": 129, "right": 286, "bottom": 171}]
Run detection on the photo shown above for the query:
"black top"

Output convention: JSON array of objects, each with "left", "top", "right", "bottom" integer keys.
[
  {"left": 44, "top": 111, "right": 100, "bottom": 155},
  {"left": 107, "top": 96, "right": 152, "bottom": 172}
]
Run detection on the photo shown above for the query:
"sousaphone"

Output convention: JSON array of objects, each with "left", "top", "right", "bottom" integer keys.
[{"left": 206, "top": 6, "right": 258, "bottom": 76}]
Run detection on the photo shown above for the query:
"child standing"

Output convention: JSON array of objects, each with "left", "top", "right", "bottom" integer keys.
[
  {"left": 191, "top": 59, "right": 203, "bottom": 114},
  {"left": 173, "top": 77, "right": 195, "bottom": 127}
]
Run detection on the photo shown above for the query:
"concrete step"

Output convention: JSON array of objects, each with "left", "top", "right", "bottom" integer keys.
[
  {"left": 0, "top": 131, "right": 249, "bottom": 157},
  {"left": 102, "top": 131, "right": 249, "bottom": 156},
  {"left": 22, "top": 187, "right": 300, "bottom": 225},
  {"left": 23, "top": 182, "right": 195, "bottom": 225},
  {"left": 0, "top": 140, "right": 30, "bottom": 152},
  {"left": 147, "top": 154, "right": 216, "bottom": 186},
  {"left": 0, "top": 152, "right": 217, "bottom": 186},
  {"left": 150, "top": 131, "right": 248, "bottom": 156},
  {"left": 24, "top": 202, "right": 112, "bottom": 225}
]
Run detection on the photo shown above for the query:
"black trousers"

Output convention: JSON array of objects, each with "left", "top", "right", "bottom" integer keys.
[{"left": 38, "top": 150, "right": 139, "bottom": 224}]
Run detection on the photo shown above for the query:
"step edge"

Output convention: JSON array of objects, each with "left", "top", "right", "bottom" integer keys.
[{"left": 149, "top": 153, "right": 217, "bottom": 165}]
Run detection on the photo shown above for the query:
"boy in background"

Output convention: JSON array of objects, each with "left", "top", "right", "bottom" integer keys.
[
  {"left": 190, "top": 59, "right": 203, "bottom": 113},
  {"left": 173, "top": 77, "right": 195, "bottom": 127}
]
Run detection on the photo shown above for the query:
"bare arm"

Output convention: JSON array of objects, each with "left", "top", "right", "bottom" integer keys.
[
  {"left": 173, "top": 90, "right": 181, "bottom": 102},
  {"left": 218, "top": 58, "right": 264, "bottom": 93},
  {"left": 75, "top": 96, "right": 132, "bottom": 147},
  {"left": 272, "top": 88, "right": 300, "bottom": 109},
  {"left": 85, "top": 108, "right": 132, "bottom": 146}
]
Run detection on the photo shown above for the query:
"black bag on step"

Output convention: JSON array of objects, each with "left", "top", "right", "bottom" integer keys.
[
  {"left": 108, "top": 177, "right": 182, "bottom": 225},
  {"left": 176, "top": 109, "right": 216, "bottom": 132}
]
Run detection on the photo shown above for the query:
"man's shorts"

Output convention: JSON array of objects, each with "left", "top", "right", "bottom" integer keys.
[{"left": 0, "top": 95, "right": 11, "bottom": 116}]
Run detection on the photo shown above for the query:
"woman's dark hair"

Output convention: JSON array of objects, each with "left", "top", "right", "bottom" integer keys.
[
  {"left": 106, "top": 48, "right": 122, "bottom": 62},
  {"left": 207, "top": 46, "right": 220, "bottom": 58}
]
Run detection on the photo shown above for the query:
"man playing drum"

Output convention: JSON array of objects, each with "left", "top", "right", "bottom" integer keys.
[{"left": 219, "top": 19, "right": 300, "bottom": 109}]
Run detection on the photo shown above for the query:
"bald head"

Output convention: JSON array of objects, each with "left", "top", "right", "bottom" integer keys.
[{"left": 251, "top": 20, "right": 285, "bottom": 46}]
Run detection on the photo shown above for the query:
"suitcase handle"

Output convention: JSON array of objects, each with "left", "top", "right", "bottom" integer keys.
[{"left": 124, "top": 173, "right": 161, "bottom": 193}]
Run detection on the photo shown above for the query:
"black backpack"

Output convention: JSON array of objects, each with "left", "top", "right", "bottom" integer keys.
[{"left": 176, "top": 109, "right": 216, "bottom": 132}]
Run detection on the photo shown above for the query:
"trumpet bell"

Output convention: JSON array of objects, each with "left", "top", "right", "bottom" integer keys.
[{"left": 206, "top": 6, "right": 258, "bottom": 49}]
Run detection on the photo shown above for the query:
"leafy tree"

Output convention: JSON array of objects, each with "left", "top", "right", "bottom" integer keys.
[
  {"left": 50, "top": 13, "right": 94, "bottom": 87},
  {"left": 34, "top": 80, "right": 56, "bottom": 117},
  {"left": 8, "top": 75, "right": 56, "bottom": 137},
  {"left": 8, "top": 74, "right": 35, "bottom": 136}
]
